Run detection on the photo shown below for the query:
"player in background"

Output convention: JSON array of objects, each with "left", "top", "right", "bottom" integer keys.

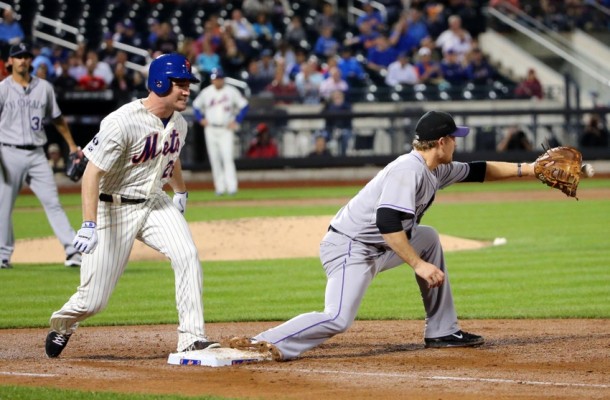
[
  {"left": 45, "top": 53, "right": 219, "bottom": 358},
  {"left": 0, "top": 43, "right": 82, "bottom": 269},
  {"left": 192, "top": 68, "right": 249, "bottom": 196},
  {"left": 231, "top": 110, "right": 540, "bottom": 361}
]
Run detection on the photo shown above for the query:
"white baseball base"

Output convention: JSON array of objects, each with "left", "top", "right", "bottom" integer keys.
[{"left": 167, "top": 347, "right": 269, "bottom": 367}]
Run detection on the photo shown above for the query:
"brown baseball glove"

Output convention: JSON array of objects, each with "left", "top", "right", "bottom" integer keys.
[{"left": 534, "top": 146, "right": 582, "bottom": 199}]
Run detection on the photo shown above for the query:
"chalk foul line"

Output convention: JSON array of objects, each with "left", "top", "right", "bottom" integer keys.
[{"left": 246, "top": 367, "right": 609, "bottom": 389}]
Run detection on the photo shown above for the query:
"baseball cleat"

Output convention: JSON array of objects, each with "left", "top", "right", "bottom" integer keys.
[
  {"left": 424, "top": 330, "right": 484, "bottom": 348},
  {"left": 1, "top": 259, "right": 12, "bottom": 269},
  {"left": 180, "top": 340, "right": 221, "bottom": 352},
  {"left": 45, "top": 331, "right": 71, "bottom": 358},
  {"left": 64, "top": 252, "right": 82, "bottom": 267},
  {"left": 229, "top": 336, "right": 283, "bottom": 361}
]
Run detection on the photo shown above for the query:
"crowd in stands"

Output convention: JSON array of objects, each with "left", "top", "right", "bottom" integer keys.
[{"left": 0, "top": 0, "right": 607, "bottom": 157}]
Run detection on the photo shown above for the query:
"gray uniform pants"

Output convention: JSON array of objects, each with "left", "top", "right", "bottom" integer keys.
[
  {"left": 255, "top": 225, "right": 460, "bottom": 360},
  {"left": 0, "top": 146, "right": 77, "bottom": 262}
]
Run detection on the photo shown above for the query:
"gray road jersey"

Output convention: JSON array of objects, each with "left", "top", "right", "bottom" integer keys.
[
  {"left": 330, "top": 150, "right": 470, "bottom": 245},
  {"left": 0, "top": 76, "right": 61, "bottom": 146}
]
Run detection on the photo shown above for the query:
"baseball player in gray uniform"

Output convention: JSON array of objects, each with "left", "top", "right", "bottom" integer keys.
[
  {"left": 45, "top": 53, "right": 220, "bottom": 358},
  {"left": 0, "top": 43, "right": 81, "bottom": 269},
  {"left": 192, "top": 68, "right": 249, "bottom": 196},
  {"left": 232, "top": 110, "right": 538, "bottom": 360}
]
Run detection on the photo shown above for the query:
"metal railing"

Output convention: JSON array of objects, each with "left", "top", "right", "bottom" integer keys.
[{"left": 32, "top": 14, "right": 151, "bottom": 74}]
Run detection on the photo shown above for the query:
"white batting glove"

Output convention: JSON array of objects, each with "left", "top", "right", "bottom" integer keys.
[
  {"left": 173, "top": 191, "right": 188, "bottom": 214},
  {"left": 73, "top": 221, "right": 98, "bottom": 254}
]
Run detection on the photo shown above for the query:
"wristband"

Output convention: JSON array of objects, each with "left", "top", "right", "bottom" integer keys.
[
  {"left": 176, "top": 191, "right": 188, "bottom": 197},
  {"left": 517, "top": 163, "right": 522, "bottom": 178},
  {"left": 82, "top": 221, "right": 96, "bottom": 228}
]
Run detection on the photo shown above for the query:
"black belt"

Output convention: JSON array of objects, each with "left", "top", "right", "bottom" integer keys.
[
  {"left": 0, "top": 143, "right": 39, "bottom": 150},
  {"left": 99, "top": 193, "right": 146, "bottom": 204},
  {"left": 328, "top": 225, "right": 389, "bottom": 251}
]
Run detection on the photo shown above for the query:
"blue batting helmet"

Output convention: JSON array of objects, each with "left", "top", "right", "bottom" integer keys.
[{"left": 147, "top": 53, "right": 200, "bottom": 95}]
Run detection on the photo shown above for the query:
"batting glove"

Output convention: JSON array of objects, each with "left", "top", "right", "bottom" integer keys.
[
  {"left": 73, "top": 221, "right": 98, "bottom": 254},
  {"left": 173, "top": 191, "right": 188, "bottom": 214}
]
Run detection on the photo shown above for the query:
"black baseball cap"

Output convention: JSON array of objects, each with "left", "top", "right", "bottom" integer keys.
[
  {"left": 9, "top": 43, "right": 33, "bottom": 58},
  {"left": 414, "top": 111, "right": 469, "bottom": 141}
]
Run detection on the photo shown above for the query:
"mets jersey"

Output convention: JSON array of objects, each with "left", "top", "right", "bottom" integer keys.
[
  {"left": 192, "top": 84, "right": 248, "bottom": 126},
  {"left": 83, "top": 99, "right": 187, "bottom": 199}
]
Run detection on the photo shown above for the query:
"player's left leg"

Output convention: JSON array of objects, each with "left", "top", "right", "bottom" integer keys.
[
  {"left": 218, "top": 128, "right": 238, "bottom": 194},
  {"left": 26, "top": 149, "right": 78, "bottom": 259},
  {"left": 138, "top": 193, "right": 212, "bottom": 351}
]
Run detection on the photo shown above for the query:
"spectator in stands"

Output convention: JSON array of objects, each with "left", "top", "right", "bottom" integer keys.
[
  {"left": 357, "top": 0, "right": 386, "bottom": 33},
  {"left": 424, "top": 2, "right": 449, "bottom": 39},
  {"left": 580, "top": 114, "right": 609, "bottom": 148},
  {"left": 195, "top": 16, "right": 223, "bottom": 55},
  {"left": 496, "top": 126, "right": 533, "bottom": 151},
  {"left": 264, "top": 57, "right": 298, "bottom": 104},
  {"left": 268, "top": 0, "right": 293, "bottom": 26},
  {"left": 35, "top": 62, "right": 49, "bottom": 80},
  {"left": 110, "top": 62, "right": 135, "bottom": 106},
  {"left": 47, "top": 143, "right": 65, "bottom": 171},
  {"left": 0, "top": 7, "right": 24, "bottom": 47},
  {"left": 385, "top": 51, "right": 419, "bottom": 86},
  {"left": 319, "top": 66, "right": 349, "bottom": 101},
  {"left": 315, "top": 3, "right": 342, "bottom": 36},
  {"left": 153, "top": 22, "right": 178, "bottom": 54},
  {"left": 77, "top": 57, "right": 107, "bottom": 91},
  {"left": 366, "top": 34, "right": 399, "bottom": 77},
  {"left": 115, "top": 20, "right": 145, "bottom": 63},
  {"left": 313, "top": 25, "right": 340, "bottom": 60},
  {"left": 414, "top": 46, "right": 443, "bottom": 85},
  {"left": 285, "top": 15, "right": 307, "bottom": 48},
  {"left": 32, "top": 47, "right": 56, "bottom": 81},
  {"left": 435, "top": 15, "right": 472, "bottom": 62},
  {"left": 53, "top": 59, "right": 78, "bottom": 94},
  {"left": 309, "top": 134, "right": 332, "bottom": 158},
  {"left": 98, "top": 32, "right": 118, "bottom": 68},
  {"left": 226, "top": 9, "right": 256, "bottom": 57},
  {"left": 322, "top": 90, "right": 353, "bottom": 156},
  {"left": 67, "top": 52, "right": 87, "bottom": 81},
  {"left": 246, "top": 123, "right": 279, "bottom": 158},
  {"left": 0, "top": 58, "right": 8, "bottom": 81},
  {"left": 245, "top": 59, "right": 273, "bottom": 95},
  {"left": 390, "top": 9, "right": 429, "bottom": 57},
  {"left": 85, "top": 50, "right": 114, "bottom": 87},
  {"left": 257, "top": 48, "right": 277, "bottom": 82},
  {"left": 439, "top": 48, "right": 467, "bottom": 86},
  {"left": 337, "top": 46, "right": 367, "bottom": 82},
  {"left": 295, "top": 57, "right": 324, "bottom": 104},
  {"left": 253, "top": 13, "right": 275, "bottom": 48},
  {"left": 514, "top": 68, "right": 544, "bottom": 99},
  {"left": 242, "top": 0, "right": 273, "bottom": 20},
  {"left": 220, "top": 34, "right": 247, "bottom": 78},
  {"left": 287, "top": 47, "right": 307, "bottom": 80},
  {"left": 464, "top": 47, "right": 497, "bottom": 85},
  {"left": 196, "top": 39, "right": 222, "bottom": 77},
  {"left": 146, "top": 18, "right": 161, "bottom": 50},
  {"left": 343, "top": 19, "right": 380, "bottom": 55},
  {"left": 275, "top": 40, "right": 296, "bottom": 82}
]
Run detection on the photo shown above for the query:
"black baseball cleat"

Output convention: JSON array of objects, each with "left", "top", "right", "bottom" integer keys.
[
  {"left": 180, "top": 340, "right": 221, "bottom": 352},
  {"left": 45, "top": 331, "right": 71, "bottom": 358},
  {"left": 424, "top": 330, "right": 484, "bottom": 348},
  {"left": 1, "top": 260, "right": 12, "bottom": 269}
]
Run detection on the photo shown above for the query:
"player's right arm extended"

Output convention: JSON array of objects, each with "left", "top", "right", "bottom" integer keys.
[{"left": 81, "top": 162, "right": 106, "bottom": 223}]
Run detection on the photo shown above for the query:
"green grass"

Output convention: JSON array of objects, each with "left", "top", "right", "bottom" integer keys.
[
  {"left": 0, "top": 386, "right": 235, "bottom": 400},
  {"left": 3, "top": 182, "right": 609, "bottom": 327}
]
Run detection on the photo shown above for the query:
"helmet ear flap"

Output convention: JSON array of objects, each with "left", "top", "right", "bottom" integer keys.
[{"left": 150, "top": 77, "right": 171, "bottom": 96}]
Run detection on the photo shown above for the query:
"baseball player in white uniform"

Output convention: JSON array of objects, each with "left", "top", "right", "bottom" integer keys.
[
  {"left": 45, "top": 54, "right": 220, "bottom": 358},
  {"left": 0, "top": 43, "right": 82, "bottom": 269},
  {"left": 192, "top": 68, "right": 249, "bottom": 196},
  {"left": 231, "top": 111, "right": 539, "bottom": 360}
]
